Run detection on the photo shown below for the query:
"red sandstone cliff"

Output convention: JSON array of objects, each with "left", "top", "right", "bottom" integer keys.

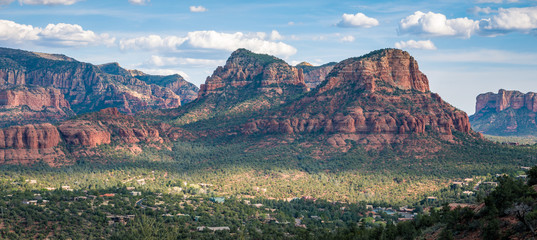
[
  {"left": 295, "top": 62, "right": 336, "bottom": 89},
  {"left": 241, "top": 49, "right": 471, "bottom": 149},
  {"left": 475, "top": 89, "right": 537, "bottom": 113},
  {"left": 470, "top": 89, "right": 537, "bottom": 135},
  {"left": 0, "top": 86, "right": 75, "bottom": 127},
  {"left": 0, "top": 47, "right": 183, "bottom": 119},
  {"left": 198, "top": 48, "right": 307, "bottom": 98},
  {"left": 0, "top": 123, "right": 65, "bottom": 165}
]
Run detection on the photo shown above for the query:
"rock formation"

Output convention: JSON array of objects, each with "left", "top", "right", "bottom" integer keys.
[
  {"left": 198, "top": 48, "right": 307, "bottom": 98},
  {"left": 470, "top": 89, "right": 537, "bottom": 135},
  {"left": 0, "top": 47, "right": 190, "bottom": 125},
  {"left": 0, "top": 123, "right": 65, "bottom": 165},
  {"left": 98, "top": 63, "right": 199, "bottom": 104},
  {"left": 241, "top": 49, "right": 471, "bottom": 149},
  {"left": 295, "top": 62, "right": 336, "bottom": 89},
  {"left": 176, "top": 49, "right": 308, "bottom": 125},
  {"left": 0, "top": 85, "right": 75, "bottom": 127}
]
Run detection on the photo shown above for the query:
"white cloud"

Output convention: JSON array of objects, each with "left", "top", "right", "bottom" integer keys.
[
  {"left": 0, "top": 0, "right": 14, "bottom": 5},
  {"left": 119, "top": 35, "right": 187, "bottom": 51},
  {"left": 337, "top": 13, "right": 379, "bottom": 28},
  {"left": 340, "top": 35, "right": 355, "bottom": 42},
  {"left": 147, "top": 55, "right": 224, "bottom": 67},
  {"left": 0, "top": 19, "right": 114, "bottom": 47},
  {"left": 18, "top": 0, "right": 82, "bottom": 5},
  {"left": 121, "top": 30, "right": 297, "bottom": 58},
  {"left": 0, "top": 20, "right": 40, "bottom": 42},
  {"left": 270, "top": 30, "right": 282, "bottom": 41},
  {"left": 128, "top": 0, "right": 149, "bottom": 5},
  {"left": 395, "top": 40, "right": 437, "bottom": 50},
  {"left": 479, "top": 6, "right": 537, "bottom": 34},
  {"left": 189, "top": 5, "right": 207, "bottom": 12},
  {"left": 398, "top": 11, "right": 479, "bottom": 38},
  {"left": 39, "top": 23, "right": 115, "bottom": 47}
]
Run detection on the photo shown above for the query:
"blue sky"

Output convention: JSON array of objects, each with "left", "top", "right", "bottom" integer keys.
[{"left": 1, "top": 0, "right": 536, "bottom": 114}]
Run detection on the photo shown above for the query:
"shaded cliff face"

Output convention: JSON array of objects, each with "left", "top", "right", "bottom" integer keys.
[
  {"left": 0, "top": 47, "right": 184, "bottom": 119},
  {"left": 241, "top": 49, "right": 471, "bottom": 149},
  {"left": 470, "top": 89, "right": 537, "bottom": 136},
  {"left": 98, "top": 63, "right": 199, "bottom": 104},
  {"left": 0, "top": 85, "right": 75, "bottom": 127},
  {"left": 295, "top": 62, "right": 336, "bottom": 89}
]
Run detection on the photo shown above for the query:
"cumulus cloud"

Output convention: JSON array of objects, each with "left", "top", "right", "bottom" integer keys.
[
  {"left": 0, "top": 20, "right": 40, "bottom": 42},
  {"left": 270, "top": 30, "right": 282, "bottom": 41},
  {"left": 337, "top": 13, "right": 379, "bottom": 28},
  {"left": 395, "top": 40, "right": 437, "bottom": 50},
  {"left": 128, "top": 0, "right": 149, "bottom": 5},
  {"left": 39, "top": 23, "right": 115, "bottom": 47},
  {"left": 119, "top": 35, "right": 187, "bottom": 51},
  {"left": 18, "top": 0, "right": 82, "bottom": 5},
  {"left": 189, "top": 5, "right": 207, "bottom": 12},
  {"left": 398, "top": 11, "right": 479, "bottom": 38},
  {"left": 479, "top": 6, "right": 537, "bottom": 35},
  {"left": 0, "top": 19, "right": 115, "bottom": 47},
  {"left": 147, "top": 55, "right": 224, "bottom": 67},
  {"left": 401, "top": 7, "right": 537, "bottom": 38},
  {"left": 121, "top": 30, "right": 297, "bottom": 58},
  {"left": 340, "top": 35, "right": 355, "bottom": 42}
]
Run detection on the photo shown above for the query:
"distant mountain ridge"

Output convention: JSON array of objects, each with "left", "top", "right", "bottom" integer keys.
[
  {"left": 295, "top": 61, "right": 336, "bottom": 89},
  {"left": 470, "top": 89, "right": 537, "bottom": 136},
  {"left": 0, "top": 47, "right": 198, "bottom": 127}
]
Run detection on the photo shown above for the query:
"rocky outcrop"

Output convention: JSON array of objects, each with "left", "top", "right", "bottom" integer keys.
[
  {"left": 0, "top": 123, "right": 64, "bottom": 165},
  {"left": 475, "top": 89, "right": 537, "bottom": 113},
  {"left": 58, "top": 121, "right": 111, "bottom": 147},
  {"left": 319, "top": 49, "right": 429, "bottom": 94},
  {"left": 0, "top": 47, "right": 186, "bottom": 122},
  {"left": 0, "top": 86, "right": 75, "bottom": 127},
  {"left": 295, "top": 62, "right": 336, "bottom": 89},
  {"left": 470, "top": 89, "right": 537, "bottom": 135},
  {"left": 74, "top": 108, "right": 163, "bottom": 145},
  {"left": 241, "top": 49, "right": 471, "bottom": 149},
  {"left": 98, "top": 63, "right": 199, "bottom": 104},
  {"left": 198, "top": 48, "right": 307, "bottom": 98}
]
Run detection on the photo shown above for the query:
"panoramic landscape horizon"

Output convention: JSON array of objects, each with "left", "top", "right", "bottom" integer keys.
[{"left": 1, "top": 0, "right": 537, "bottom": 239}]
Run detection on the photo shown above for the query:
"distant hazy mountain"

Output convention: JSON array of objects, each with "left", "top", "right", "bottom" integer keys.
[
  {"left": 0, "top": 47, "right": 198, "bottom": 127},
  {"left": 470, "top": 89, "right": 537, "bottom": 136}
]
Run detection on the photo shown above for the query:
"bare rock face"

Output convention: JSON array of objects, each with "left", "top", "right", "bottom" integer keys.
[
  {"left": 475, "top": 89, "right": 537, "bottom": 113},
  {"left": 0, "top": 47, "right": 184, "bottom": 122},
  {"left": 72, "top": 108, "right": 163, "bottom": 145},
  {"left": 0, "top": 123, "right": 65, "bottom": 165},
  {"left": 319, "top": 49, "right": 429, "bottom": 94},
  {"left": 58, "top": 121, "right": 111, "bottom": 147},
  {"left": 198, "top": 48, "right": 307, "bottom": 98},
  {"left": 470, "top": 89, "right": 537, "bottom": 135},
  {"left": 295, "top": 62, "right": 336, "bottom": 89},
  {"left": 0, "top": 86, "right": 75, "bottom": 127},
  {"left": 241, "top": 49, "right": 471, "bottom": 149},
  {"left": 99, "top": 63, "right": 199, "bottom": 104}
]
